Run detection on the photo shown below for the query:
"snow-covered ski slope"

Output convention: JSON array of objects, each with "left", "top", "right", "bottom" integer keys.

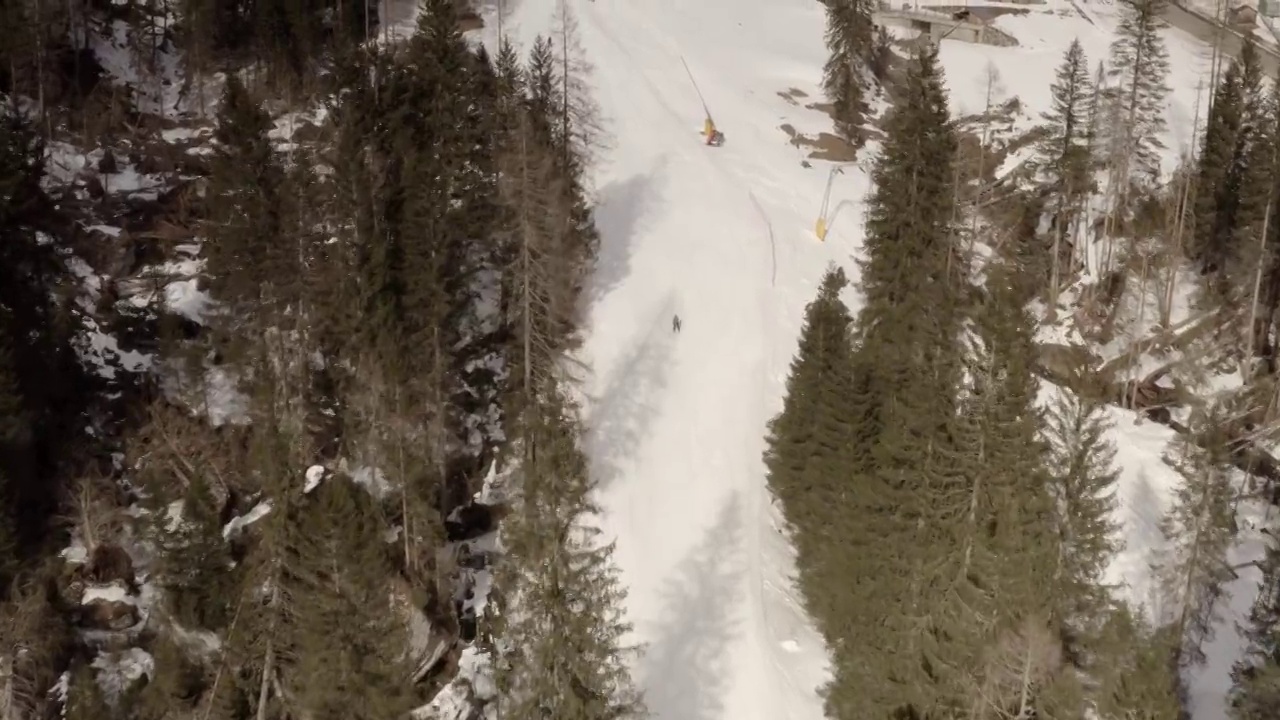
[
  {"left": 478, "top": 0, "right": 1260, "bottom": 718},
  {"left": 494, "top": 1, "right": 859, "bottom": 717}
]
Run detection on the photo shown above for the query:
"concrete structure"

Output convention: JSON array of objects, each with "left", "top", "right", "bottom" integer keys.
[
  {"left": 1229, "top": 3, "right": 1258, "bottom": 27},
  {"left": 871, "top": 4, "right": 1019, "bottom": 46},
  {"left": 1164, "top": 0, "right": 1280, "bottom": 77}
]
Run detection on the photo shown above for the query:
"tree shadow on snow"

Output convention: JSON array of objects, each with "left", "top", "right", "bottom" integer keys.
[
  {"left": 585, "top": 297, "right": 675, "bottom": 492},
  {"left": 587, "top": 161, "right": 664, "bottom": 307},
  {"left": 640, "top": 492, "right": 745, "bottom": 720}
]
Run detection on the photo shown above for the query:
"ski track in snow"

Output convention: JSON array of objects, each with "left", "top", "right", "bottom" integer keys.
[{"left": 479, "top": 0, "right": 1267, "bottom": 717}]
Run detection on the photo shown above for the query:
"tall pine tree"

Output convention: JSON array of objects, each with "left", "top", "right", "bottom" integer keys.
[
  {"left": 1043, "top": 388, "right": 1121, "bottom": 644},
  {"left": 1157, "top": 410, "right": 1238, "bottom": 667},
  {"left": 1190, "top": 36, "right": 1270, "bottom": 315},
  {"left": 822, "top": 0, "right": 874, "bottom": 144},
  {"left": 763, "top": 266, "right": 860, "bottom": 640},
  {"left": 1038, "top": 39, "right": 1095, "bottom": 295},
  {"left": 1232, "top": 526, "right": 1280, "bottom": 720},
  {"left": 286, "top": 478, "right": 417, "bottom": 719},
  {"left": 823, "top": 43, "right": 970, "bottom": 720},
  {"left": 1103, "top": 0, "right": 1171, "bottom": 226},
  {"left": 205, "top": 74, "right": 293, "bottom": 338}
]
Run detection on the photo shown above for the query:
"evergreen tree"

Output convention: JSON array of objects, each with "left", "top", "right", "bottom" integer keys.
[
  {"left": 0, "top": 326, "right": 22, "bottom": 587},
  {"left": 494, "top": 37, "right": 527, "bottom": 131},
  {"left": 205, "top": 74, "right": 293, "bottom": 334},
  {"left": 523, "top": 31, "right": 600, "bottom": 310},
  {"left": 494, "top": 108, "right": 585, "bottom": 415},
  {"left": 764, "top": 265, "right": 856, "bottom": 514},
  {"left": 1039, "top": 39, "right": 1094, "bottom": 283},
  {"left": 1092, "top": 609, "right": 1182, "bottom": 720},
  {"left": 0, "top": 95, "right": 82, "bottom": 551},
  {"left": 0, "top": 2, "right": 35, "bottom": 96},
  {"left": 63, "top": 659, "right": 115, "bottom": 720},
  {"left": 1085, "top": 60, "right": 1108, "bottom": 171},
  {"left": 824, "top": 44, "right": 969, "bottom": 720},
  {"left": 858, "top": 44, "right": 963, "bottom": 311},
  {"left": 1190, "top": 36, "right": 1270, "bottom": 312},
  {"left": 1232, "top": 528, "right": 1280, "bottom": 720},
  {"left": 209, "top": 375, "right": 316, "bottom": 720},
  {"left": 762, "top": 266, "right": 860, "bottom": 636},
  {"left": 1103, "top": 0, "right": 1171, "bottom": 220},
  {"left": 965, "top": 261, "right": 1059, "bottom": 616},
  {"left": 1227, "top": 37, "right": 1272, "bottom": 262},
  {"left": 122, "top": 635, "right": 209, "bottom": 720},
  {"left": 286, "top": 478, "right": 417, "bottom": 719},
  {"left": 1249, "top": 82, "right": 1280, "bottom": 360},
  {"left": 0, "top": 471, "right": 14, "bottom": 591},
  {"left": 0, "top": 570, "right": 73, "bottom": 720},
  {"left": 150, "top": 467, "right": 240, "bottom": 631},
  {"left": 1157, "top": 411, "right": 1238, "bottom": 666},
  {"left": 930, "top": 260, "right": 1063, "bottom": 719},
  {"left": 488, "top": 91, "right": 640, "bottom": 717},
  {"left": 822, "top": 0, "right": 873, "bottom": 144},
  {"left": 1043, "top": 388, "right": 1120, "bottom": 642},
  {"left": 492, "top": 389, "right": 643, "bottom": 720},
  {"left": 1191, "top": 55, "right": 1246, "bottom": 277}
]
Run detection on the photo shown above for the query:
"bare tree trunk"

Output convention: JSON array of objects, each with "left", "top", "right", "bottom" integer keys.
[
  {"left": 1162, "top": 169, "right": 1191, "bottom": 328},
  {"left": 519, "top": 124, "right": 534, "bottom": 430},
  {"left": 1049, "top": 174, "right": 1074, "bottom": 318},
  {"left": 36, "top": 0, "right": 46, "bottom": 136},
  {"left": 1247, "top": 200, "right": 1273, "bottom": 369},
  {"left": 255, "top": 583, "right": 280, "bottom": 720},
  {"left": 960, "top": 354, "right": 994, "bottom": 579},
  {"left": 1015, "top": 646, "right": 1035, "bottom": 720},
  {"left": 1130, "top": 252, "right": 1150, "bottom": 411},
  {"left": 1161, "top": 82, "right": 1204, "bottom": 328},
  {"left": 971, "top": 64, "right": 999, "bottom": 247},
  {"left": 433, "top": 325, "right": 447, "bottom": 513},
  {"left": 0, "top": 655, "right": 15, "bottom": 720},
  {"left": 398, "top": 384, "right": 413, "bottom": 575},
  {"left": 559, "top": 0, "right": 571, "bottom": 169},
  {"left": 946, "top": 157, "right": 963, "bottom": 279}
]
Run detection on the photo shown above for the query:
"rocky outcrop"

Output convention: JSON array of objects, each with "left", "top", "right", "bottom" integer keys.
[{"left": 76, "top": 581, "right": 141, "bottom": 632}]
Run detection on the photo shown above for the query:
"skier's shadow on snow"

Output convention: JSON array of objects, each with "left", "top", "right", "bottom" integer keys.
[
  {"left": 589, "top": 162, "right": 664, "bottom": 306},
  {"left": 641, "top": 492, "right": 745, "bottom": 720}
]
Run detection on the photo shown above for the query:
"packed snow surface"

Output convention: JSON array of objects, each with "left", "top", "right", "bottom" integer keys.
[{"left": 499, "top": 0, "right": 862, "bottom": 716}]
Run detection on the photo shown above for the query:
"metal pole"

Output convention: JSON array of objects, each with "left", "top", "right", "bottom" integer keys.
[
  {"left": 680, "top": 55, "right": 714, "bottom": 122},
  {"left": 816, "top": 163, "right": 857, "bottom": 240}
]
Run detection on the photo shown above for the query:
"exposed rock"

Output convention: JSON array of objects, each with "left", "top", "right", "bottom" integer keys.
[
  {"left": 87, "top": 174, "right": 106, "bottom": 199},
  {"left": 78, "top": 581, "right": 141, "bottom": 631},
  {"left": 85, "top": 543, "right": 138, "bottom": 589},
  {"left": 290, "top": 121, "right": 326, "bottom": 144},
  {"left": 99, "top": 149, "right": 119, "bottom": 175},
  {"left": 445, "top": 502, "right": 506, "bottom": 543}
]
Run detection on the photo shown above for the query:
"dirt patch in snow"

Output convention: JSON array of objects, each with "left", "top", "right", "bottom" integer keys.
[
  {"left": 779, "top": 122, "right": 860, "bottom": 162},
  {"left": 776, "top": 87, "right": 810, "bottom": 105}
]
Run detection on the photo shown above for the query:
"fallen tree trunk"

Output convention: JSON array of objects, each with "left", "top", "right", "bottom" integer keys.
[{"left": 1035, "top": 343, "right": 1280, "bottom": 491}]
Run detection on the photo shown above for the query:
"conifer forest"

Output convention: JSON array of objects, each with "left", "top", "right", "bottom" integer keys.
[{"left": 4, "top": 0, "right": 1280, "bottom": 718}]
